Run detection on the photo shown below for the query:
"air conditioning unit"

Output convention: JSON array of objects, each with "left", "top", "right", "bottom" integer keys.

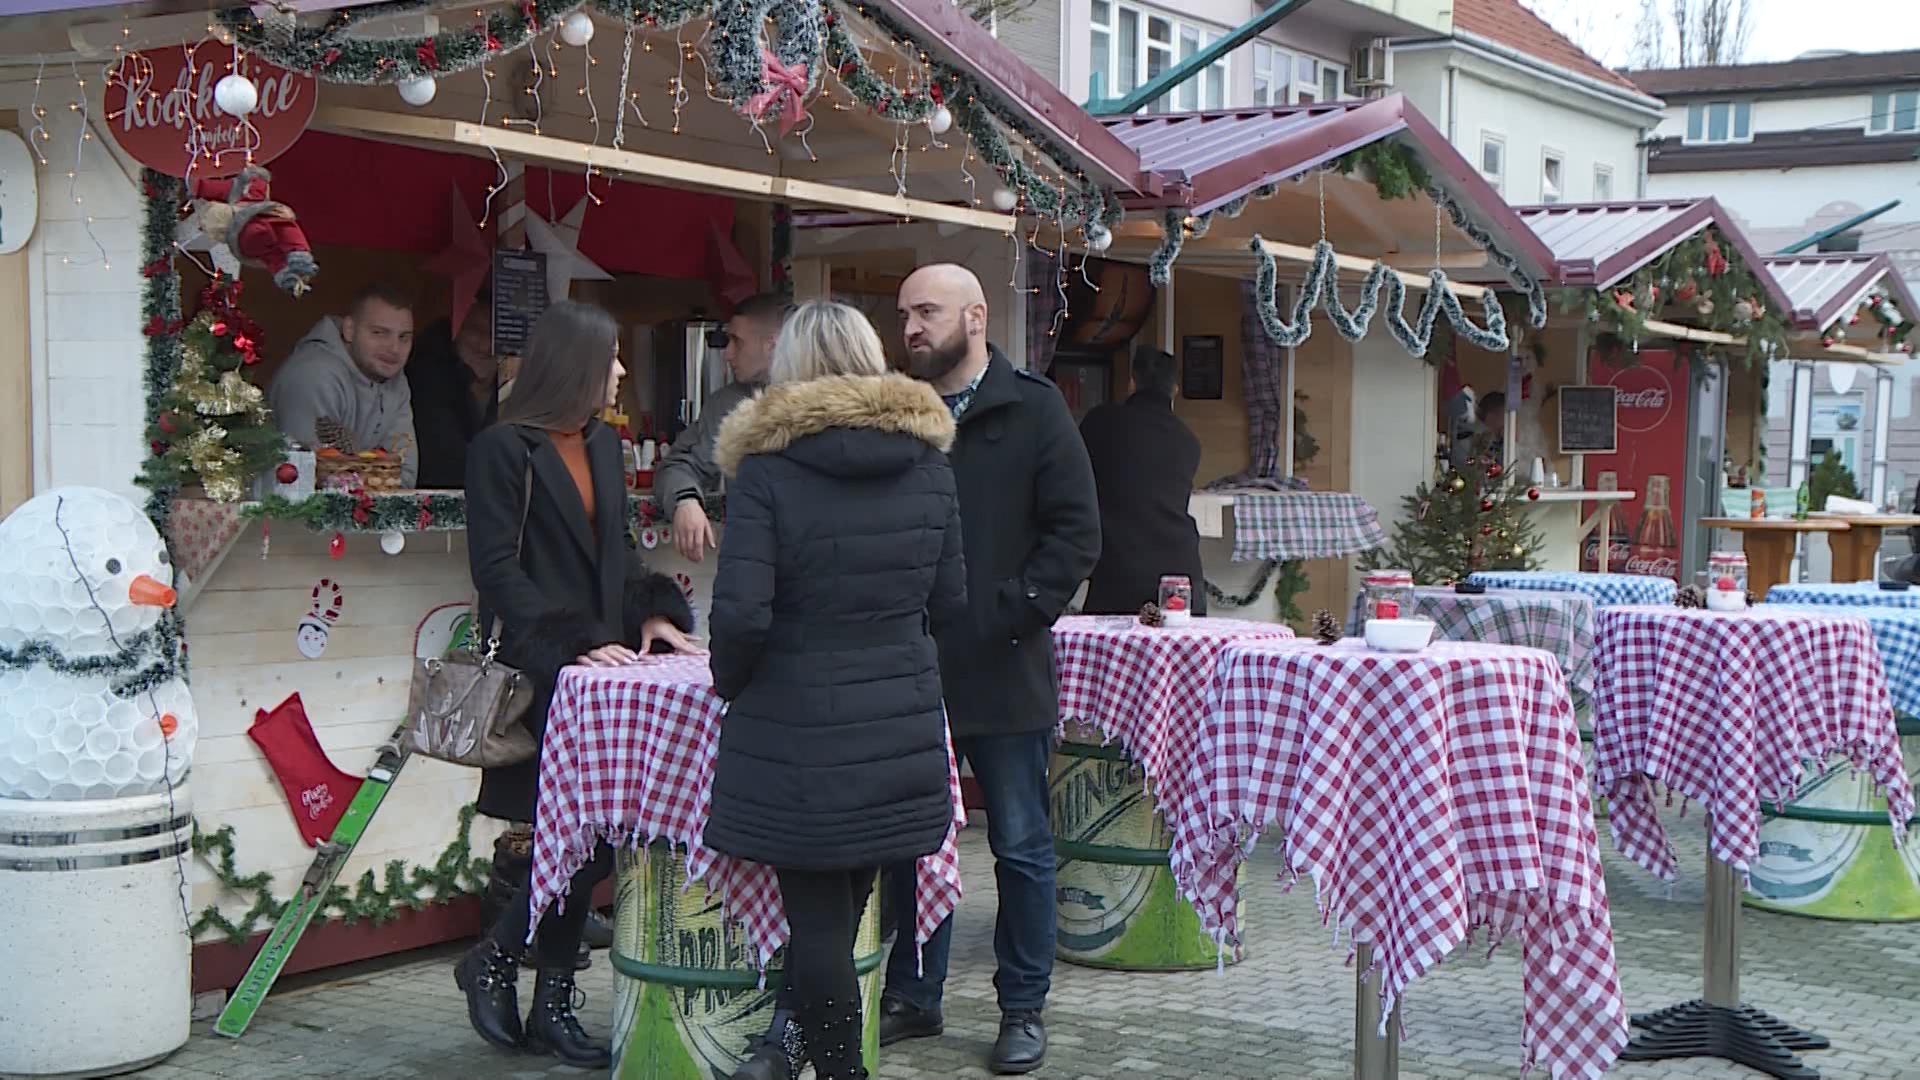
[{"left": 1352, "top": 42, "right": 1392, "bottom": 90}]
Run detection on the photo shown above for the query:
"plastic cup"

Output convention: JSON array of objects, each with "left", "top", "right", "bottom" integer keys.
[
  {"left": 68, "top": 757, "right": 104, "bottom": 785},
  {"left": 51, "top": 721, "right": 85, "bottom": 755},
  {"left": 101, "top": 753, "right": 136, "bottom": 786},
  {"left": 136, "top": 746, "right": 165, "bottom": 783},
  {"left": 84, "top": 725, "right": 118, "bottom": 759},
  {"left": 49, "top": 782, "right": 85, "bottom": 800},
  {"left": 18, "top": 771, "right": 51, "bottom": 800},
  {"left": 22, "top": 706, "right": 57, "bottom": 740},
  {"left": 35, "top": 750, "right": 69, "bottom": 782}
]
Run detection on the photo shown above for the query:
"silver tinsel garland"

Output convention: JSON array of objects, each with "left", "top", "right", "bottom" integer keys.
[{"left": 1249, "top": 236, "right": 1511, "bottom": 356}]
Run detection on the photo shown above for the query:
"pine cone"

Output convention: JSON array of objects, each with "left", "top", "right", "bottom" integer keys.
[
  {"left": 314, "top": 415, "right": 354, "bottom": 453},
  {"left": 1138, "top": 602, "right": 1164, "bottom": 627},
  {"left": 1675, "top": 585, "right": 1706, "bottom": 609},
  {"left": 1745, "top": 590, "right": 1756, "bottom": 607},
  {"left": 1312, "top": 609, "right": 1340, "bottom": 645}
]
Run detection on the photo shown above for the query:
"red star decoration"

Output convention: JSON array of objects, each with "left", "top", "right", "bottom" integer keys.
[{"left": 424, "top": 185, "right": 494, "bottom": 334}]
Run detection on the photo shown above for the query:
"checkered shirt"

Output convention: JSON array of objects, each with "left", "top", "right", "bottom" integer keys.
[
  {"left": 1229, "top": 491, "right": 1387, "bottom": 562},
  {"left": 528, "top": 655, "right": 966, "bottom": 966},
  {"left": 1766, "top": 581, "right": 1920, "bottom": 610},
  {"left": 1052, "top": 615, "right": 1292, "bottom": 816},
  {"left": 1348, "top": 587, "right": 1595, "bottom": 715},
  {"left": 1590, "top": 606, "right": 1914, "bottom": 882},
  {"left": 1173, "top": 638, "right": 1626, "bottom": 1079},
  {"left": 1468, "top": 571, "right": 1678, "bottom": 608}
]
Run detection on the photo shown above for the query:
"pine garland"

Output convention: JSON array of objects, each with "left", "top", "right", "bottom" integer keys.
[
  {"left": 140, "top": 170, "right": 187, "bottom": 531},
  {"left": 142, "top": 284, "right": 287, "bottom": 504},
  {"left": 1332, "top": 141, "right": 1431, "bottom": 201},
  {"left": 1249, "top": 236, "right": 1511, "bottom": 356},
  {"left": 236, "top": 490, "right": 672, "bottom": 534},
  {"left": 190, "top": 803, "right": 493, "bottom": 946},
  {"left": 0, "top": 608, "right": 189, "bottom": 699},
  {"left": 1556, "top": 227, "right": 1786, "bottom": 369}
]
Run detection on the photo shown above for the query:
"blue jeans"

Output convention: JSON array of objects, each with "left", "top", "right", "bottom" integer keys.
[{"left": 884, "top": 731, "right": 1054, "bottom": 1014}]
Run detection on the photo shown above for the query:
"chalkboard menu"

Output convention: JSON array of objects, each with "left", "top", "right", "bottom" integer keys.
[
  {"left": 1181, "top": 335, "right": 1224, "bottom": 400},
  {"left": 491, "top": 249, "right": 549, "bottom": 357},
  {"left": 1558, "top": 385, "right": 1619, "bottom": 454}
]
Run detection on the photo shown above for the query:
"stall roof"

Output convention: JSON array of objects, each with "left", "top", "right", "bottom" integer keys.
[
  {"left": 1514, "top": 197, "right": 1794, "bottom": 317},
  {"left": 1099, "top": 94, "right": 1557, "bottom": 281},
  {"left": 1763, "top": 252, "right": 1920, "bottom": 333}
]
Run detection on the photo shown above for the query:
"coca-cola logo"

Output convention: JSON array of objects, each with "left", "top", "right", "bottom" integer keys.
[
  {"left": 1624, "top": 554, "right": 1680, "bottom": 579},
  {"left": 1600, "top": 358, "right": 1675, "bottom": 435},
  {"left": 104, "top": 42, "right": 316, "bottom": 179}
]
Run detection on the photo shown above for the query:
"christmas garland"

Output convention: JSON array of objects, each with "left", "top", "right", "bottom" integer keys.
[
  {"left": 1556, "top": 227, "right": 1786, "bottom": 368},
  {"left": 191, "top": 803, "right": 492, "bottom": 946},
  {"left": 139, "top": 170, "right": 188, "bottom": 531},
  {"left": 1863, "top": 291, "right": 1914, "bottom": 354},
  {"left": 1203, "top": 558, "right": 1309, "bottom": 623},
  {"left": 238, "top": 489, "right": 671, "bottom": 535},
  {"left": 1249, "top": 235, "right": 1511, "bottom": 356},
  {"left": 0, "top": 608, "right": 189, "bottom": 699}
]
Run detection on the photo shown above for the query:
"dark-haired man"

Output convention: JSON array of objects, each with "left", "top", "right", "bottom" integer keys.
[
  {"left": 655, "top": 293, "right": 789, "bottom": 562},
  {"left": 270, "top": 282, "right": 419, "bottom": 486}
]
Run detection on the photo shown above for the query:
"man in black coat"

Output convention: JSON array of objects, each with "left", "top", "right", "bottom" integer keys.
[
  {"left": 880, "top": 264, "right": 1101, "bottom": 1075},
  {"left": 1078, "top": 344, "right": 1207, "bottom": 616}
]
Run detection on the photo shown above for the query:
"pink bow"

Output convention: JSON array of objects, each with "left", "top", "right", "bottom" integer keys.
[{"left": 744, "top": 48, "right": 809, "bottom": 135}]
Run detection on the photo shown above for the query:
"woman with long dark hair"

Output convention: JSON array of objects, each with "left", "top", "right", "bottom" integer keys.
[
  {"left": 455, "top": 300, "right": 699, "bottom": 1068},
  {"left": 704, "top": 301, "right": 966, "bottom": 1080}
]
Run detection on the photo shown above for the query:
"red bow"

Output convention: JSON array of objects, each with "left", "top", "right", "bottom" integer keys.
[{"left": 744, "top": 48, "right": 809, "bottom": 135}]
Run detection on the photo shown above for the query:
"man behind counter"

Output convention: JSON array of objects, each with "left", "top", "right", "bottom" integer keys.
[
  {"left": 654, "top": 293, "right": 790, "bottom": 561},
  {"left": 408, "top": 292, "right": 501, "bottom": 490},
  {"left": 270, "top": 282, "right": 419, "bottom": 487},
  {"left": 1078, "top": 344, "right": 1207, "bottom": 615}
]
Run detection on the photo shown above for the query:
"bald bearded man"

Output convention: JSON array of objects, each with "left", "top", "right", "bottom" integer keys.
[{"left": 879, "top": 264, "right": 1101, "bottom": 1075}]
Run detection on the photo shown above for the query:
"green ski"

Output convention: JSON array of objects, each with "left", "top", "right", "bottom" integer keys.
[{"left": 214, "top": 721, "right": 414, "bottom": 1039}]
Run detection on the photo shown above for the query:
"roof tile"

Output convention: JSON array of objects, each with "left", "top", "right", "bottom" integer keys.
[{"left": 1452, "top": 0, "right": 1646, "bottom": 95}]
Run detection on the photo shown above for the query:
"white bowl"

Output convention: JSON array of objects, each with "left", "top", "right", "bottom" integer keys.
[{"left": 1364, "top": 618, "right": 1435, "bottom": 652}]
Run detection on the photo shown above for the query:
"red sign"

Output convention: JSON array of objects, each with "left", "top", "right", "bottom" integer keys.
[
  {"left": 1583, "top": 349, "right": 1688, "bottom": 581},
  {"left": 104, "top": 42, "right": 316, "bottom": 179}
]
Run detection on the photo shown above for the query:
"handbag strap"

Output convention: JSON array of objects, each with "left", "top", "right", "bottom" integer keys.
[{"left": 476, "top": 455, "right": 535, "bottom": 655}]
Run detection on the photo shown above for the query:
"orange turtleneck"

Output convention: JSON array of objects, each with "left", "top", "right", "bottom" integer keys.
[{"left": 546, "top": 429, "right": 596, "bottom": 526}]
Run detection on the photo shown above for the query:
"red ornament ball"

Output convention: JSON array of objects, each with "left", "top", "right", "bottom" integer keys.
[
  {"left": 210, "top": 320, "right": 229, "bottom": 337},
  {"left": 328, "top": 533, "right": 346, "bottom": 560},
  {"left": 1479, "top": 497, "right": 1495, "bottom": 512},
  {"left": 157, "top": 412, "right": 177, "bottom": 435},
  {"left": 1526, "top": 486, "right": 1541, "bottom": 501},
  {"left": 275, "top": 462, "right": 298, "bottom": 484},
  {"left": 1480, "top": 524, "right": 1494, "bottom": 535},
  {"left": 1487, "top": 462, "right": 1504, "bottom": 479}
]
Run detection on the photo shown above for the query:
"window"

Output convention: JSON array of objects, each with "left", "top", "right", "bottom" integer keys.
[
  {"left": 1252, "top": 41, "right": 1287, "bottom": 105},
  {"left": 1870, "top": 89, "right": 1920, "bottom": 135},
  {"left": 1322, "top": 63, "right": 1345, "bottom": 101},
  {"left": 1088, "top": 1, "right": 1230, "bottom": 112},
  {"left": 1480, "top": 133, "right": 1506, "bottom": 193},
  {"left": 1593, "top": 164, "right": 1613, "bottom": 202},
  {"left": 1685, "top": 100, "right": 1752, "bottom": 143},
  {"left": 1541, "top": 151, "right": 1564, "bottom": 204}
]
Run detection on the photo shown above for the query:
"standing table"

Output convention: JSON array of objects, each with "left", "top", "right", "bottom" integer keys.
[
  {"left": 1048, "top": 615, "right": 1290, "bottom": 969},
  {"left": 1767, "top": 580, "right": 1920, "bottom": 609},
  {"left": 1590, "top": 607, "right": 1913, "bottom": 1079},
  {"left": 1468, "top": 570, "right": 1677, "bottom": 608},
  {"left": 1347, "top": 586, "right": 1595, "bottom": 716},
  {"left": 1815, "top": 514, "right": 1920, "bottom": 583},
  {"left": 1699, "top": 518, "right": 1850, "bottom": 595},
  {"left": 1173, "top": 638, "right": 1626, "bottom": 1079}
]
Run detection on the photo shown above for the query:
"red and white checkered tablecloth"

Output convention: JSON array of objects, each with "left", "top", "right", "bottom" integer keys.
[
  {"left": 1591, "top": 605, "right": 1914, "bottom": 882},
  {"left": 1173, "top": 638, "right": 1626, "bottom": 1079},
  {"left": 1053, "top": 615, "right": 1291, "bottom": 812},
  {"left": 529, "top": 654, "right": 966, "bottom": 967}
]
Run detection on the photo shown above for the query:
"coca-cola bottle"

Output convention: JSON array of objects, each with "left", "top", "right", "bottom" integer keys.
[{"left": 1636, "top": 475, "right": 1677, "bottom": 549}]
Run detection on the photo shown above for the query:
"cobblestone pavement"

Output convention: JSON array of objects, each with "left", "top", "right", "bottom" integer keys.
[{"left": 153, "top": 807, "right": 1920, "bottom": 1080}]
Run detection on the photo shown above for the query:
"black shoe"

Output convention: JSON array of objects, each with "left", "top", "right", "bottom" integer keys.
[
  {"left": 584, "top": 909, "right": 615, "bottom": 950},
  {"left": 793, "top": 995, "right": 868, "bottom": 1080},
  {"left": 573, "top": 939, "right": 591, "bottom": 972},
  {"left": 990, "top": 1010, "right": 1046, "bottom": 1075},
  {"left": 524, "top": 969, "right": 611, "bottom": 1069},
  {"left": 453, "top": 940, "right": 524, "bottom": 1052},
  {"left": 730, "top": 1009, "right": 805, "bottom": 1080},
  {"left": 877, "top": 995, "right": 943, "bottom": 1047}
]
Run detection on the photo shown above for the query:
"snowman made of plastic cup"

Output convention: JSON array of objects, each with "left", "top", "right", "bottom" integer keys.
[{"left": 0, "top": 487, "right": 193, "bottom": 801}]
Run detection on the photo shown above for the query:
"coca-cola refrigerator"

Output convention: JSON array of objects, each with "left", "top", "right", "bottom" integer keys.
[{"left": 1582, "top": 347, "right": 1725, "bottom": 584}]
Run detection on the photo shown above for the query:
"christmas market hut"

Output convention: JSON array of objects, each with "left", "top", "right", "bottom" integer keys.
[{"left": 0, "top": 0, "right": 1146, "bottom": 999}]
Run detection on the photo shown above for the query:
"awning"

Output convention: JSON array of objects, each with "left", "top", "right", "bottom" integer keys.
[{"left": 1763, "top": 252, "right": 1920, "bottom": 333}]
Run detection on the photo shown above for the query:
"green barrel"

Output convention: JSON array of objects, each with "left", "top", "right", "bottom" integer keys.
[
  {"left": 1746, "top": 721, "right": 1920, "bottom": 922},
  {"left": 1050, "top": 734, "right": 1242, "bottom": 971},
  {"left": 609, "top": 844, "right": 884, "bottom": 1078}
]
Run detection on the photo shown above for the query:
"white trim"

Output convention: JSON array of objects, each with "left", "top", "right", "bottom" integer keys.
[
  {"left": 1478, "top": 130, "right": 1507, "bottom": 193},
  {"left": 1391, "top": 34, "right": 1665, "bottom": 119},
  {"left": 1592, "top": 162, "right": 1614, "bottom": 201},
  {"left": 1540, "top": 146, "right": 1565, "bottom": 204}
]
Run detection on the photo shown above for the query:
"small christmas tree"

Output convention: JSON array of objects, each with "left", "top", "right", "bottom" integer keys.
[
  {"left": 141, "top": 279, "right": 286, "bottom": 502},
  {"left": 1808, "top": 448, "right": 1861, "bottom": 511},
  {"left": 1363, "top": 459, "right": 1546, "bottom": 584}
]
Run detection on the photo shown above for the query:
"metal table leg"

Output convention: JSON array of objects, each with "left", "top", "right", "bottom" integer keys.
[
  {"left": 1353, "top": 943, "right": 1400, "bottom": 1080},
  {"left": 1619, "top": 827, "right": 1831, "bottom": 1079}
]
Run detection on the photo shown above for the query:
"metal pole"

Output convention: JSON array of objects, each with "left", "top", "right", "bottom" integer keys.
[
  {"left": 1093, "top": 0, "right": 1319, "bottom": 115},
  {"left": 1775, "top": 200, "right": 1901, "bottom": 255},
  {"left": 1353, "top": 944, "right": 1400, "bottom": 1080},
  {"left": 1702, "top": 827, "right": 1741, "bottom": 1007},
  {"left": 1787, "top": 360, "right": 1815, "bottom": 581},
  {"left": 1873, "top": 368, "right": 1894, "bottom": 508}
]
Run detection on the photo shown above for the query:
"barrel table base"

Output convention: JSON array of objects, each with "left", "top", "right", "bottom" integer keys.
[
  {"left": 1051, "top": 738, "right": 1242, "bottom": 971},
  {"left": 1747, "top": 729, "right": 1920, "bottom": 922},
  {"left": 608, "top": 845, "right": 883, "bottom": 1079}
]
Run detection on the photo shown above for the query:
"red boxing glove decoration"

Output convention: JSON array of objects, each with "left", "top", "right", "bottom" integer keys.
[{"left": 187, "top": 165, "right": 319, "bottom": 297}]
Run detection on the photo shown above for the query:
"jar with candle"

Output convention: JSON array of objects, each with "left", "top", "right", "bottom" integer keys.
[
  {"left": 1706, "top": 552, "right": 1749, "bottom": 611},
  {"left": 1363, "top": 569, "right": 1415, "bottom": 621},
  {"left": 1157, "top": 576, "right": 1193, "bottom": 626}
]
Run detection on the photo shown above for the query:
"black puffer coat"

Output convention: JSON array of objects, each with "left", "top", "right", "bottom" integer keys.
[{"left": 702, "top": 373, "right": 966, "bottom": 870}]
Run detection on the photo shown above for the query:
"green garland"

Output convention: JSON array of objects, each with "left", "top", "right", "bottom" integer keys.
[
  {"left": 191, "top": 803, "right": 492, "bottom": 946},
  {"left": 1556, "top": 226, "right": 1787, "bottom": 369},
  {"left": 139, "top": 171, "right": 187, "bottom": 531},
  {"left": 0, "top": 608, "right": 189, "bottom": 699},
  {"left": 1204, "top": 558, "right": 1308, "bottom": 623},
  {"left": 1332, "top": 141, "right": 1432, "bottom": 201},
  {"left": 237, "top": 490, "right": 669, "bottom": 534}
]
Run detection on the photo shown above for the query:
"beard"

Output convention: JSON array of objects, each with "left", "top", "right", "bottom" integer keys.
[{"left": 905, "top": 329, "right": 968, "bottom": 383}]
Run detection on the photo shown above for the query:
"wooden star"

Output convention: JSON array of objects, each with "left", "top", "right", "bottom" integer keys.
[
  {"left": 424, "top": 185, "right": 493, "bottom": 333},
  {"left": 525, "top": 198, "right": 612, "bottom": 300}
]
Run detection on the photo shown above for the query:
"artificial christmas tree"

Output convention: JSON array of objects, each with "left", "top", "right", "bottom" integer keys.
[
  {"left": 141, "top": 278, "right": 287, "bottom": 502},
  {"left": 1364, "top": 459, "right": 1546, "bottom": 584},
  {"left": 1808, "top": 448, "right": 1861, "bottom": 511}
]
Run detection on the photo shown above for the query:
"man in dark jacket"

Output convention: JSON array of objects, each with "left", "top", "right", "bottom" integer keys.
[
  {"left": 1078, "top": 344, "right": 1207, "bottom": 616},
  {"left": 880, "top": 264, "right": 1101, "bottom": 1075},
  {"left": 407, "top": 295, "right": 500, "bottom": 490}
]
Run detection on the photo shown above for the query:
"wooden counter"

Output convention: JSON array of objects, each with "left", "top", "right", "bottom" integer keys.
[
  {"left": 1813, "top": 514, "right": 1920, "bottom": 583},
  {"left": 1521, "top": 489, "right": 1636, "bottom": 572},
  {"left": 1699, "top": 518, "right": 1851, "bottom": 596}
]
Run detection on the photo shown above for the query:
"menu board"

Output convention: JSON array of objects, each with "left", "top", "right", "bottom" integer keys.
[
  {"left": 1181, "top": 335, "right": 1224, "bottom": 400},
  {"left": 1558, "top": 385, "right": 1619, "bottom": 454},
  {"left": 491, "top": 249, "right": 549, "bottom": 357}
]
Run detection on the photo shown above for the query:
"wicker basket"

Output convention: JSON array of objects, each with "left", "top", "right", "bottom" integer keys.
[{"left": 315, "top": 450, "right": 405, "bottom": 492}]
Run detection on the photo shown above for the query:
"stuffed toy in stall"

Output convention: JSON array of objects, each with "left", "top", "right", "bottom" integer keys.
[{"left": 185, "top": 165, "right": 319, "bottom": 296}]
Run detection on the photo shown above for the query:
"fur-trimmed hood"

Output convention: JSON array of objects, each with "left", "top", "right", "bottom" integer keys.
[{"left": 714, "top": 373, "right": 955, "bottom": 478}]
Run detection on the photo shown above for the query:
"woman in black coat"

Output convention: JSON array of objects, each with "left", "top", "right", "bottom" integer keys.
[
  {"left": 705, "top": 301, "right": 966, "bottom": 1080},
  {"left": 455, "top": 300, "right": 698, "bottom": 1069}
]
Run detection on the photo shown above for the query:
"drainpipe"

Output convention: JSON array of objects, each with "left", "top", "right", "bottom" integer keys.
[{"left": 1445, "top": 64, "right": 1457, "bottom": 144}]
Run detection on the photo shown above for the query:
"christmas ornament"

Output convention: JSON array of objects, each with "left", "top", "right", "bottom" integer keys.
[
  {"left": 379, "top": 530, "right": 406, "bottom": 555},
  {"left": 275, "top": 462, "right": 298, "bottom": 484},
  {"left": 1733, "top": 298, "right": 1755, "bottom": 323},
  {"left": 398, "top": 76, "right": 437, "bottom": 106},
  {"left": 928, "top": 104, "right": 953, "bottom": 134},
  {"left": 1448, "top": 475, "right": 1466, "bottom": 493},
  {"left": 559, "top": 10, "right": 595, "bottom": 45},
  {"left": 295, "top": 579, "right": 343, "bottom": 658},
  {"left": 1526, "top": 486, "right": 1540, "bottom": 501},
  {"left": 1137, "top": 602, "right": 1164, "bottom": 627},
  {"left": 214, "top": 72, "right": 260, "bottom": 117},
  {"left": 991, "top": 187, "right": 1018, "bottom": 212},
  {"left": 1480, "top": 524, "right": 1494, "bottom": 535},
  {"left": 1087, "top": 223, "right": 1113, "bottom": 253},
  {"left": 248, "top": 693, "right": 362, "bottom": 846},
  {"left": 1311, "top": 609, "right": 1340, "bottom": 645},
  {"left": 423, "top": 186, "right": 493, "bottom": 336},
  {"left": 526, "top": 199, "right": 613, "bottom": 300},
  {"left": 327, "top": 533, "right": 346, "bottom": 560},
  {"left": 1487, "top": 462, "right": 1503, "bottom": 479},
  {"left": 1479, "top": 497, "right": 1495, "bottom": 512},
  {"left": 181, "top": 165, "right": 318, "bottom": 296},
  {"left": 742, "top": 47, "right": 810, "bottom": 135},
  {"left": 1696, "top": 297, "right": 1714, "bottom": 317}
]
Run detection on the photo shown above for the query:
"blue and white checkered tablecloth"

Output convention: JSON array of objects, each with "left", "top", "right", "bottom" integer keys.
[
  {"left": 1765, "top": 581, "right": 1920, "bottom": 610},
  {"left": 1769, "top": 605, "right": 1920, "bottom": 716},
  {"left": 1466, "top": 571, "right": 1678, "bottom": 608}
]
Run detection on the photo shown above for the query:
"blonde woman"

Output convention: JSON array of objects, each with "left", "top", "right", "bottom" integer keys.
[{"left": 704, "top": 301, "right": 967, "bottom": 1080}]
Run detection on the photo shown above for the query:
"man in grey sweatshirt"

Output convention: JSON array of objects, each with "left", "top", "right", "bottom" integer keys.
[
  {"left": 270, "top": 283, "right": 419, "bottom": 487},
  {"left": 654, "top": 293, "right": 789, "bottom": 562}
]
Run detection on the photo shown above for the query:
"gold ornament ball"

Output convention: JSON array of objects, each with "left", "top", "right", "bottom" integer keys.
[{"left": 1448, "top": 476, "right": 1466, "bottom": 492}]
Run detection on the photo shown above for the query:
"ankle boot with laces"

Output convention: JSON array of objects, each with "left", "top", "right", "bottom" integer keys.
[
  {"left": 453, "top": 940, "right": 524, "bottom": 1051},
  {"left": 525, "top": 968, "right": 612, "bottom": 1069},
  {"left": 794, "top": 995, "right": 869, "bottom": 1080},
  {"left": 730, "top": 1007, "right": 806, "bottom": 1080}
]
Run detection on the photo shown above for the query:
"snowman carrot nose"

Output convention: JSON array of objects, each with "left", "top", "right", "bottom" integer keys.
[{"left": 128, "top": 574, "right": 178, "bottom": 608}]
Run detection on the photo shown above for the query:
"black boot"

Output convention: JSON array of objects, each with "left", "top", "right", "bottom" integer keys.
[
  {"left": 730, "top": 1007, "right": 805, "bottom": 1080},
  {"left": 525, "top": 969, "right": 612, "bottom": 1069},
  {"left": 990, "top": 1009, "right": 1047, "bottom": 1075},
  {"left": 794, "top": 996, "right": 868, "bottom": 1080},
  {"left": 453, "top": 940, "right": 524, "bottom": 1051},
  {"left": 481, "top": 828, "right": 533, "bottom": 931}
]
